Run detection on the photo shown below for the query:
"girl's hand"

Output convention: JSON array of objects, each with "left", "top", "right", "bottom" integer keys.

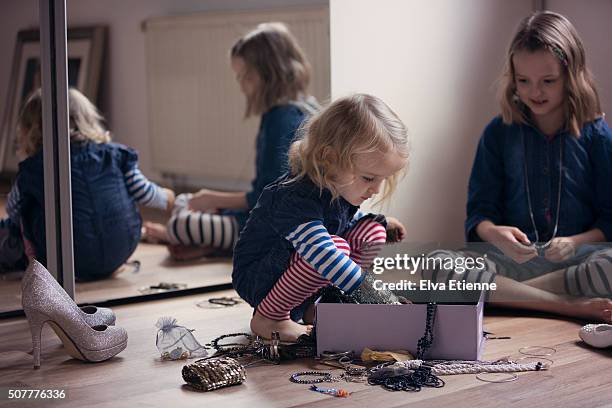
[
  {"left": 477, "top": 222, "right": 537, "bottom": 264},
  {"left": 386, "top": 216, "right": 406, "bottom": 243},
  {"left": 189, "top": 189, "right": 220, "bottom": 213},
  {"left": 544, "top": 237, "right": 577, "bottom": 263}
]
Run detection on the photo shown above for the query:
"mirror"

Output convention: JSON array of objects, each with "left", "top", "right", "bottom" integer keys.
[{"left": 0, "top": 0, "right": 331, "bottom": 314}]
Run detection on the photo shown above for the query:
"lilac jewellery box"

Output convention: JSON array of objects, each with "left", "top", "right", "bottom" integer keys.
[{"left": 315, "top": 290, "right": 486, "bottom": 360}]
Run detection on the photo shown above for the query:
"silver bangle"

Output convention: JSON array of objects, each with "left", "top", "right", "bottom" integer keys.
[{"left": 476, "top": 372, "right": 519, "bottom": 383}]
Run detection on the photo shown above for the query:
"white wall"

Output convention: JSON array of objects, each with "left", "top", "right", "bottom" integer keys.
[
  {"left": 0, "top": 0, "right": 327, "bottom": 181},
  {"left": 330, "top": 0, "right": 533, "bottom": 243}
]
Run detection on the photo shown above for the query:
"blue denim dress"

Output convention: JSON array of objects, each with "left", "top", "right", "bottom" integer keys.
[
  {"left": 18, "top": 142, "right": 142, "bottom": 281},
  {"left": 232, "top": 175, "right": 360, "bottom": 321},
  {"left": 465, "top": 116, "right": 612, "bottom": 279}
]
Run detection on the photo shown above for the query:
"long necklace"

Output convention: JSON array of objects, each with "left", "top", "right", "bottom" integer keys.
[{"left": 521, "top": 126, "right": 564, "bottom": 251}]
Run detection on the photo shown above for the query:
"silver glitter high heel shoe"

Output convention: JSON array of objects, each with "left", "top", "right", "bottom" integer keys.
[
  {"left": 21, "top": 260, "right": 128, "bottom": 368},
  {"left": 32, "top": 263, "right": 116, "bottom": 326}
]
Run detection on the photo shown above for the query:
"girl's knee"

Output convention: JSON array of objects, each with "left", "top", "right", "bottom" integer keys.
[
  {"left": 351, "top": 219, "right": 387, "bottom": 244},
  {"left": 330, "top": 235, "right": 351, "bottom": 256}
]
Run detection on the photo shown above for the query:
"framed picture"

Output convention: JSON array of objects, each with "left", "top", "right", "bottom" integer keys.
[{"left": 0, "top": 26, "right": 107, "bottom": 174}]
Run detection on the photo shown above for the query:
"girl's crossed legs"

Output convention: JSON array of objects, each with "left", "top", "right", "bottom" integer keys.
[{"left": 143, "top": 193, "right": 240, "bottom": 260}]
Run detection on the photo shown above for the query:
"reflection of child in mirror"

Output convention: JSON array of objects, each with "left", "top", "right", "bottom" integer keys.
[
  {"left": 0, "top": 88, "right": 175, "bottom": 280},
  {"left": 143, "top": 22, "right": 319, "bottom": 260},
  {"left": 232, "top": 94, "right": 409, "bottom": 341}
]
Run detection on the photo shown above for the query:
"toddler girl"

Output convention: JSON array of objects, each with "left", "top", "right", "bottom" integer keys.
[
  {"left": 0, "top": 88, "right": 175, "bottom": 280},
  {"left": 232, "top": 94, "right": 409, "bottom": 340}
]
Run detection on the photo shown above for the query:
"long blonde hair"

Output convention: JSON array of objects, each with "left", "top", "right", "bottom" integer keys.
[
  {"left": 18, "top": 88, "right": 111, "bottom": 157},
  {"left": 288, "top": 93, "right": 409, "bottom": 202},
  {"left": 230, "top": 22, "right": 311, "bottom": 117},
  {"left": 498, "top": 11, "right": 601, "bottom": 137}
]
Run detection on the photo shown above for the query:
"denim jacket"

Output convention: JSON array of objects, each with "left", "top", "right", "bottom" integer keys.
[
  {"left": 466, "top": 116, "right": 612, "bottom": 243},
  {"left": 232, "top": 175, "right": 360, "bottom": 320}
]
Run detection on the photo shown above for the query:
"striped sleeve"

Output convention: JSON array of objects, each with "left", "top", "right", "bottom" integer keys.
[
  {"left": 124, "top": 166, "right": 168, "bottom": 210},
  {"left": 285, "top": 220, "right": 363, "bottom": 293}
]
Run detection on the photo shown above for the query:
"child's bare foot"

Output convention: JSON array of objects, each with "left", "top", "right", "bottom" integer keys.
[
  {"left": 250, "top": 310, "right": 312, "bottom": 342},
  {"left": 142, "top": 222, "right": 170, "bottom": 244},
  {"left": 167, "top": 244, "right": 216, "bottom": 261},
  {"left": 561, "top": 298, "right": 612, "bottom": 323}
]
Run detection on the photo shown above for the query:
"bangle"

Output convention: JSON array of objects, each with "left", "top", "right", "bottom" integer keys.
[{"left": 290, "top": 371, "right": 335, "bottom": 384}]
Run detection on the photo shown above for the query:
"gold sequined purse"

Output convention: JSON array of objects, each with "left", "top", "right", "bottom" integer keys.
[{"left": 182, "top": 357, "right": 247, "bottom": 391}]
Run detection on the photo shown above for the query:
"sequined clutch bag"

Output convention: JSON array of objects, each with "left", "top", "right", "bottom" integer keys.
[{"left": 182, "top": 357, "right": 247, "bottom": 391}]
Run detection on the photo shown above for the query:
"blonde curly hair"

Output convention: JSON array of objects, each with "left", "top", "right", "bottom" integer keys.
[
  {"left": 288, "top": 93, "right": 409, "bottom": 202},
  {"left": 17, "top": 88, "right": 110, "bottom": 158}
]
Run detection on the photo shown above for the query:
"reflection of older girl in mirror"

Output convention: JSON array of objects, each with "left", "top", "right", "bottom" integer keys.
[
  {"left": 0, "top": 88, "right": 175, "bottom": 280},
  {"left": 464, "top": 11, "right": 612, "bottom": 322},
  {"left": 144, "top": 22, "right": 319, "bottom": 259}
]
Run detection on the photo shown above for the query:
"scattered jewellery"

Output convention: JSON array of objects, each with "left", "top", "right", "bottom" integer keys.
[
  {"left": 196, "top": 297, "right": 243, "bottom": 309},
  {"left": 518, "top": 346, "right": 557, "bottom": 357},
  {"left": 204, "top": 331, "right": 316, "bottom": 366},
  {"left": 475, "top": 372, "right": 519, "bottom": 383},
  {"left": 309, "top": 385, "right": 351, "bottom": 398},
  {"left": 315, "top": 350, "right": 370, "bottom": 382},
  {"left": 209, "top": 333, "right": 258, "bottom": 354},
  {"left": 396, "top": 359, "right": 549, "bottom": 375},
  {"left": 416, "top": 303, "right": 437, "bottom": 360},
  {"left": 161, "top": 347, "right": 190, "bottom": 360},
  {"left": 290, "top": 371, "right": 339, "bottom": 384},
  {"left": 367, "top": 363, "right": 444, "bottom": 392}
]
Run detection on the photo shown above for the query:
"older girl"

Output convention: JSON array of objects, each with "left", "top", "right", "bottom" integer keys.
[{"left": 144, "top": 22, "right": 319, "bottom": 259}]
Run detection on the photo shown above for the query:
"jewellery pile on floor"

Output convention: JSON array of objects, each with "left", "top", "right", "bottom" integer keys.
[{"left": 179, "top": 291, "right": 554, "bottom": 395}]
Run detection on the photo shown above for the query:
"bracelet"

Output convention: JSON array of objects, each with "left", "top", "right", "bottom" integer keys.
[
  {"left": 475, "top": 372, "right": 519, "bottom": 383},
  {"left": 290, "top": 371, "right": 335, "bottom": 384},
  {"left": 518, "top": 346, "right": 556, "bottom": 357},
  {"left": 209, "top": 333, "right": 255, "bottom": 353}
]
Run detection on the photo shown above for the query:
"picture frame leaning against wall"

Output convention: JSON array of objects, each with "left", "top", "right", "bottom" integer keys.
[{"left": 0, "top": 26, "right": 107, "bottom": 175}]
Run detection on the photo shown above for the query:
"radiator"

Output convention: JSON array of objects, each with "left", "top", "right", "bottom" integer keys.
[{"left": 143, "top": 6, "right": 330, "bottom": 189}]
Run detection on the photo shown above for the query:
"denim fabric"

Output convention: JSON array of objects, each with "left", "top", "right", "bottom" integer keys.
[
  {"left": 232, "top": 175, "right": 360, "bottom": 321},
  {"left": 225, "top": 103, "right": 311, "bottom": 229},
  {"left": 466, "top": 116, "right": 612, "bottom": 243},
  {"left": 0, "top": 218, "right": 26, "bottom": 271},
  {"left": 17, "top": 142, "right": 142, "bottom": 281}
]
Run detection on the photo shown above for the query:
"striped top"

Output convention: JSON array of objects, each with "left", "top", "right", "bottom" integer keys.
[
  {"left": 124, "top": 167, "right": 168, "bottom": 210},
  {"left": 286, "top": 220, "right": 362, "bottom": 292}
]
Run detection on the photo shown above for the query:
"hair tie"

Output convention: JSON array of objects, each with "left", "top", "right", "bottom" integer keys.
[{"left": 550, "top": 46, "right": 568, "bottom": 66}]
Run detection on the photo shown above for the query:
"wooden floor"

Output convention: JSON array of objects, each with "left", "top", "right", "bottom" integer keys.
[
  {"left": 0, "top": 199, "right": 233, "bottom": 313},
  {"left": 1, "top": 289, "right": 611, "bottom": 408},
  {"left": 0, "top": 242, "right": 233, "bottom": 313}
]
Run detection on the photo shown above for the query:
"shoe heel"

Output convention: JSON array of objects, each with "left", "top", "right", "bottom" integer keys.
[{"left": 24, "top": 308, "right": 46, "bottom": 369}]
